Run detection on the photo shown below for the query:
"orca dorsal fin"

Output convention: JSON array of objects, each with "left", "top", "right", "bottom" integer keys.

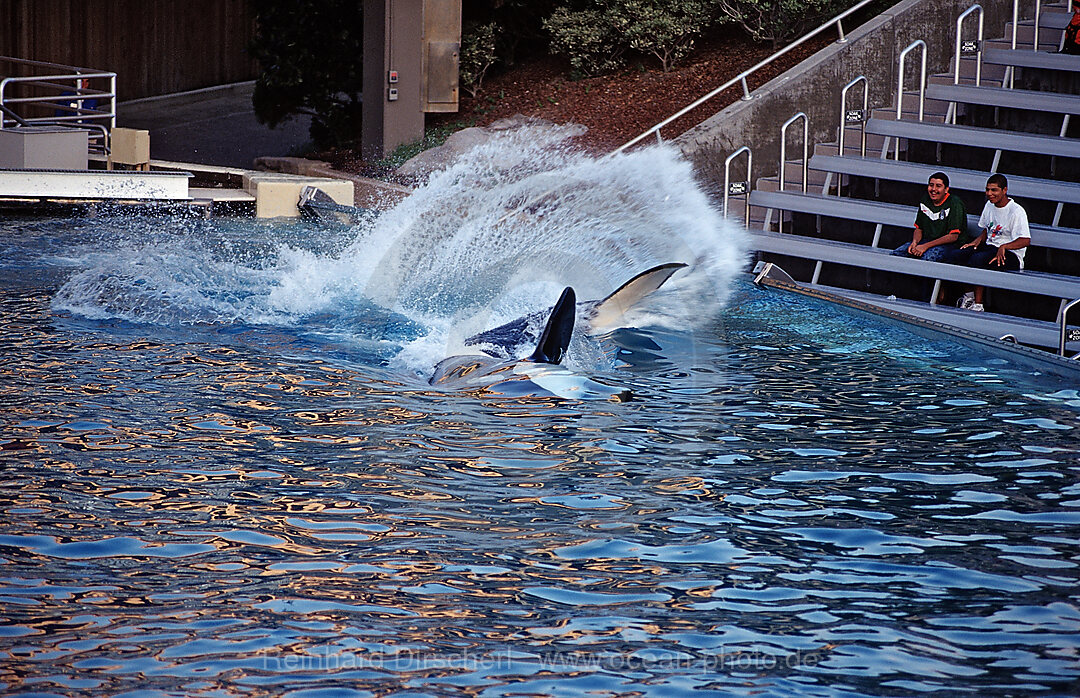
[
  {"left": 528, "top": 287, "right": 576, "bottom": 364},
  {"left": 586, "top": 262, "right": 687, "bottom": 331}
]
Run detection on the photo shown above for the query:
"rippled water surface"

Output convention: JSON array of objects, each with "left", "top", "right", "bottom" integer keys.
[{"left": 3, "top": 140, "right": 1080, "bottom": 697}]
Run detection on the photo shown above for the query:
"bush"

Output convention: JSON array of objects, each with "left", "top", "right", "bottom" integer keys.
[
  {"left": 460, "top": 21, "right": 500, "bottom": 98},
  {"left": 544, "top": 6, "right": 626, "bottom": 77},
  {"left": 715, "top": 0, "right": 857, "bottom": 49},
  {"left": 622, "top": 1, "right": 720, "bottom": 72},
  {"left": 544, "top": 0, "right": 723, "bottom": 77}
]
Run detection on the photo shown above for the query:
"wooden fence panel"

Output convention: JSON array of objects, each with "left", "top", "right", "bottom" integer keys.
[{"left": 0, "top": 0, "right": 258, "bottom": 99}]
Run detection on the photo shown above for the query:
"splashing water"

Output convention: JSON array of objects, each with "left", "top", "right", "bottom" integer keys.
[{"left": 53, "top": 124, "right": 748, "bottom": 376}]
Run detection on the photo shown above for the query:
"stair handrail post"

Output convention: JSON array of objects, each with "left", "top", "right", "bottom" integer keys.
[
  {"left": 780, "top": 112, "right": 809, "bottom": 195},
  {"left": 839, "top": 75, "right": 869, "bottom": 166},
  {"left": 954, "top": 5, "right": 984, "bottom": 87},
  {"left": 0, "top": 77, "right": 8, "bottom": 129},
  {"left": 1011, "top": 0, "right": 1019, "bottom": 50},
  {"left": 723, "top": 146, "right": 753, "bottom": 229},
  {"left": 1034, "top": 0, "right": 1043, "bottom": 50},
  {"left": 897, "top": 39, "right": 928, "bottom": 144},
  {"left": 1060, "top": 298, "right": 1080, "bottom": 357}
]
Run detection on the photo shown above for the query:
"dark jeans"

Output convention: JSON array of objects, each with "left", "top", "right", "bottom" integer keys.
[
  {"left": 890, "top": 242, "right": 968, "bottom": 263},
  {"left": 966, "top": 244, "right": 1021, "bottom": 271}
]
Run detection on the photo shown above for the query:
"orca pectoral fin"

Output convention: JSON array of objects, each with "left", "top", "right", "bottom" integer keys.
[
  {"left": 586, "top": 262, "right": 688, "bottom": 332},
  {"left": 527, "top": 287, "right": 576, "bottom": 364}
]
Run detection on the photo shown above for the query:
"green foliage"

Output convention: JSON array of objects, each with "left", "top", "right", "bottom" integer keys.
[
  {"left": 544, "top": 6, "right": 625, "bottom": 77},
  {"left": 622, "top": 1, "right": 720, "bottom": 72},
  {"left": 460, "top": 21, "right": 500, "bottom": 98},
  {"left": 544, "top": 1, "right": 724, "bottom": 77},
  {"left": 249, "top": 0, "right": 364, "bottom": 148},
  {"left": 715, "top": 0, "right": 857, "bottom": 49}
]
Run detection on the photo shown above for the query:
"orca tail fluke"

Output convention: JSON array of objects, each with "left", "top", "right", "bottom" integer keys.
[
  {"left": 586, "top": 262, "right": 688, "bottom": 332},
  {"left": 528, "top": 287, "right": 576, "bottom": 364}
]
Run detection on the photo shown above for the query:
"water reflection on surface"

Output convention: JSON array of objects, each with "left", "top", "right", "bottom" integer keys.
[{"left": 2, "top": 229, "right": 1080, "bottom": 696}]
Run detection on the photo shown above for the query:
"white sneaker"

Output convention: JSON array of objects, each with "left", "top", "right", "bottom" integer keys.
[
  {"left": 957, "top": 292, "right": 975, "bottom": 309},
  {"left": 970, "top": 303, "right": 984, "bottom": 312}
]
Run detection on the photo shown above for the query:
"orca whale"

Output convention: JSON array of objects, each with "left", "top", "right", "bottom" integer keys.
[
  {"left": 427, "top": 263, "right": 687, "bottom": 400},
  {"left": 463, "top": 262, "right": 688, "bottom": 361}
]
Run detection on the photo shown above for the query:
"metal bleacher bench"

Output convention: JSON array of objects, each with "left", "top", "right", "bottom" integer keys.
[
  {"left": 747, "top": 228, "right": 1080, "bottom": 301},
  {"left": 807, "top": 154, "right": 1080, "bottom": 207},
  {"left": 863, "top": 118, "right": 1080, "bottom": 159},
  {"left": 924, "top": 83, "right": 1080, "bottom": 116},
  {"left": 749, "top": 189, "right": 1080, "bottom": 252},
  {"left": 982, "top": 48, "right": 1080, "bottom": 73}
]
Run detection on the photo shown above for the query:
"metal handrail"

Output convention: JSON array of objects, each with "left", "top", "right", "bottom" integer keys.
[
  {"left": 723, "top": 146, "right": 752, "bottom": 228},
  {"left": 1060, "top": 298, "right": 1080, "bottom": 357},
  {"left": 839, "top": 75, "right": 868, "bottom": 164},
  {"left": 0, "top": 103, "right": 29, "bottom": 127},
  {"left": 615, "top": 0, "right": 880, "bottom": 153},
  {"left": 0, "top": 56, "right": 117, "bottom": 138},
  {"left": 896, "top": 40, "right": 927, "bottom": 129},
  {"left": 955, "top": 5, "right": 984, "bottom": 87},
  {"left": 779, "top": 112, "right": 808, "bottom": 194},
  {"left": 1034, "top": 0, "right": 1044, "bottom": 50},
  {"left": 777, "top": 112, "right": 808, "bottom": 234}
]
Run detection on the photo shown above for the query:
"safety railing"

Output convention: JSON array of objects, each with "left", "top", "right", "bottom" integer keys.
[
  {"left": 723, "top": 146, "right": 752, "bottom": 228},
  {"left": 0, "top": 56, "right": 116, "bottom": 154},
  {"left": 614, "top": 0, "right": 880, "bottom": 153},
  {"left": 950, "top": 5, "right": 984, "bottom": 124},
  {"left": 1033, "top": 0, "right": 1044, "bottom": 50},
  {"left": 896, "top": 39, "right": 927, "bottom": 129},
  {"left": 1061, "top": 298, "right": 1080, "bottom": 357},
  {"left": 1012, "top": 0, "right": 1047, "bottom": 52},
  {"left": 838, "top": 75, "right": 868, "bottom": 164},
  {"left": 779, "top": 112, "right": 808, "bottom": 194},
  {"left": 954, "top": 5, "right": 984, "bottom": 87},
  {"left": 778, "top": 112, "right": 808, "bottom": 234}
]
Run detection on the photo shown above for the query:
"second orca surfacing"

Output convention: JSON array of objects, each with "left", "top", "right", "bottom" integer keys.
[{"left": 427, "top": 263, "right": 687, "bottom": 401}]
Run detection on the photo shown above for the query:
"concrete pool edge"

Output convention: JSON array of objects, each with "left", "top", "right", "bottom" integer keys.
[{"left": 751, "top": 263, "right": 1080, "bottom": 382}]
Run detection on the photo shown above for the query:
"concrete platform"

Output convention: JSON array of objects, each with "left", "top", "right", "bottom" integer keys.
[{"left": 0, "top": 168, "right": 191, "bottom": 200}]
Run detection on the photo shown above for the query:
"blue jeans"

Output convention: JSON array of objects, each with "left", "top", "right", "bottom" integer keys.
[
  {"left": 891, "top": 242, "right": 967, "bottom": 264},
  {"left": 966, "top": 243, "right": 1021, "bottom": 271}
]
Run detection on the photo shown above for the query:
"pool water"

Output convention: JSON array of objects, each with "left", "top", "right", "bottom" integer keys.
[{"left": 1, "top": 135, "right": 1079, "bottom": 696}]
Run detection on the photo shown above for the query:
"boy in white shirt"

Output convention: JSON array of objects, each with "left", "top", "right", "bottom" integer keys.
[{"left": 958, "top": 174, "right": 1031, "bottom": 312}]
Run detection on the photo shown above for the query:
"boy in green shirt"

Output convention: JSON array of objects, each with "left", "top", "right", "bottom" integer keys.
[{"left": 891, "top": 171, "right": 968, "bottom": 263}]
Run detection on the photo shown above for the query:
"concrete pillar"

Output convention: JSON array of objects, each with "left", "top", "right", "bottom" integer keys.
[{"left": 362, "top": 0, "right": 425, "bottom": 160}]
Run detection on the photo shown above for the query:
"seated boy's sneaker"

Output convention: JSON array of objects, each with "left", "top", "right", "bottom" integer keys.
[
  {"left": 970, "top": 303, "right": 984, "bottom": 312},
  {"left": 957, "top": 292, "right": 975, "bottom": 309}
]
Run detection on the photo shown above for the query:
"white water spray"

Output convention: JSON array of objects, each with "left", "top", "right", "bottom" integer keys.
[{"left": 53, "top": 123, "right": 748, "bottom": 375}]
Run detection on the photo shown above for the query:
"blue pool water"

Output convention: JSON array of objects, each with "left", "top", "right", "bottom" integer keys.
[{"left": 1, "top": 135, "right": 1079, "bottom": 696}]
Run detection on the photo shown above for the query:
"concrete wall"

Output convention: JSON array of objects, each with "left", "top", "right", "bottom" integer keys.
[{"left": 675, "top": 0, "right": 1023, "bottom": 200}]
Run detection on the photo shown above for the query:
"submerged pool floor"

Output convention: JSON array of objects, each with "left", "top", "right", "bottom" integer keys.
[{"left": 1, "top": 213, "right": 1079, "bottom": 696}]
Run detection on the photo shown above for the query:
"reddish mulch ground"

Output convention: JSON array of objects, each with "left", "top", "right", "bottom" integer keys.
[{"left": 315, "top": 27, "right": 832, "bottom": 178}]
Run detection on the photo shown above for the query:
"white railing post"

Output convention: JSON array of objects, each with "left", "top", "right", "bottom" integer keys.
[
  {"left": 897, "top": 39, "right": 928, "bottom": 138},
  {"left": 1034, "top": 0, "right": 1043, "bottom": 51},
  {"left": 723, "top": 146, "right": 753, "bottom": 229},
  {"left": 780, "top": 112, "right": 809, "bottom": 194},
  {"left": 954, "top": 5, "right": 984, "bottom": 87},
  {"left": 1060, "top": 298, "right": 1080, "bottom": 357},
  {"left": 839, "top": 76, "right": 868, "bottom": 166}
]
